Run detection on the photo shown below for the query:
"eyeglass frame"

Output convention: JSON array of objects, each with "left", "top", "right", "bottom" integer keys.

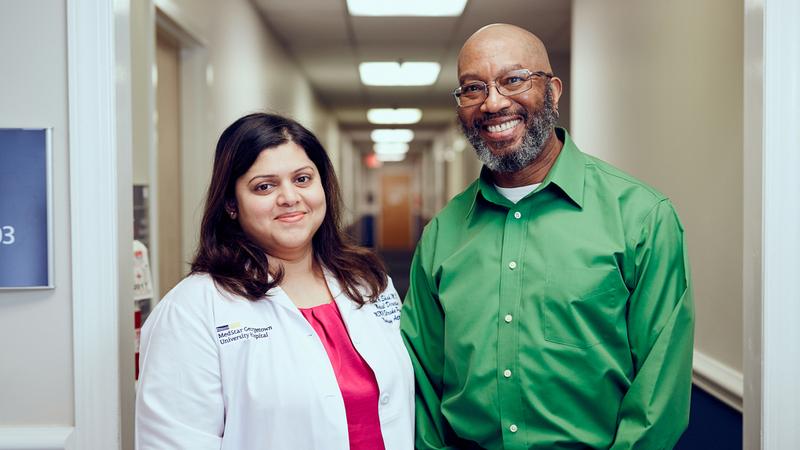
[{"left": 452, "top": 69, "right": 554, "bottom": 107}]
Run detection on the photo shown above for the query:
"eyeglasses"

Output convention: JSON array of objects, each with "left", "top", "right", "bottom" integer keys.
[{"left": 452, "top": 69, "right": 554, "bottom": 107}]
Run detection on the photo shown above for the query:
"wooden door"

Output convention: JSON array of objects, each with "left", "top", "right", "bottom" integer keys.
[{"left": 379, "top": 173, "right": 412, "bottom": 250}]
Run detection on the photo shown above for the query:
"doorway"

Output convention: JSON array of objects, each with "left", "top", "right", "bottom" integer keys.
[{"left": 155, "top": 28, "right": 183, "bottom": 297}]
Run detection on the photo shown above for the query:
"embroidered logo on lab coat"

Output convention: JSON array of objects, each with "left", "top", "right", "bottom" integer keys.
[
  {"left": 373, "top": 291, "right": 401, "bottom": 324},
  {"left": 216, "top": 321, "right": 273, "bottom": 345}
]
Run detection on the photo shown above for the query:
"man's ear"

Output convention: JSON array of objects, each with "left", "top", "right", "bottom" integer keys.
[{"left": 549, "top": 76, "right": 564, "bottom": 111}]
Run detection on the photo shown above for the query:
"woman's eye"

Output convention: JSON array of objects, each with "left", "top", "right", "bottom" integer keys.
[
  {"left": 296, "top": 175, "right": 311, "bottom": 184},
  {"left": 255, "top": 183, "right": 274, "bottom": 192}
]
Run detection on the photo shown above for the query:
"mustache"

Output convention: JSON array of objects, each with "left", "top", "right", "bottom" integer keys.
[{"left": 471, "top": 108, "right": 529, "bottom": 129}]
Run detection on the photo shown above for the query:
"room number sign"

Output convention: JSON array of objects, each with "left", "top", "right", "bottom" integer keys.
[{"left": 0, "top": 128, "right": 53, "bottom": 289}]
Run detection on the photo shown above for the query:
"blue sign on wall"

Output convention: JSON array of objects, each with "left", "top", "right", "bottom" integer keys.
[{"left": 0, "top": 128, "right": 53, "bottom": 289}]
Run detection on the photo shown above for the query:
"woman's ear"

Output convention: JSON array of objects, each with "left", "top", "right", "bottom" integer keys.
[{"left": 225, "top": 201, "right": 238, "bottom": 220}]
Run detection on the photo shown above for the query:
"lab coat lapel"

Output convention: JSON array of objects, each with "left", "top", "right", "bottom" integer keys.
[
  {"left": 325, "top": 270, "right": 355, "bottom": 323},
  {"left": 267, "top": 284, "right": 301, "bottom": 315}
]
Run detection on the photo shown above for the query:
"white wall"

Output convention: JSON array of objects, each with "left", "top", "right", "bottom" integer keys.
[
  {"left": 572, "top": 0, "right": 744, "bottom": 387},
  {"left": 0, "top": 0, "right": 74, "bottom": 426}
]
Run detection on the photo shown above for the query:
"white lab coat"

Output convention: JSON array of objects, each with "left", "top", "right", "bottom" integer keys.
[{"left": 135, "top": 271, "right": 414, "bottom": 450}]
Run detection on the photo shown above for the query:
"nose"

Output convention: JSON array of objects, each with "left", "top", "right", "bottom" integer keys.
[
  {"left": 480, "top": 83, "right": 512, "bottom": 113},
  {"left": 276, "top": 182, "right": 300, "bottom": 206}
]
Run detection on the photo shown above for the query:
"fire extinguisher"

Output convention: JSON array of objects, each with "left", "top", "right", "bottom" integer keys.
[{"left": 135, "top": 307, "right": 142, "bottom": 380}]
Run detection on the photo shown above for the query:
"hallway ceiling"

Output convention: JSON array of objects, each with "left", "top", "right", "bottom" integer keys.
[{"left": 252, "top": 0, "right": 571, "bottom": 131}]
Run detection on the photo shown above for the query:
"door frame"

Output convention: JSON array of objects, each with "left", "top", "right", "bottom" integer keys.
[
  {"left": 66, "top": 0, "right": 133, "bottom": 448},
  {"left": 743, "top": 0, "right": 800, "bottom": 448}
]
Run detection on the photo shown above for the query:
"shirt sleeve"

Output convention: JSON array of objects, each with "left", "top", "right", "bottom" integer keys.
[
  {"left": 610, "top": 199, "right": 695, "bottom": 450},
  {"left": 400, "top": 220, "right": 461, "bottom": 450},
  {"left": 135, "top": 284, "right": 225, "bottom": 450}
]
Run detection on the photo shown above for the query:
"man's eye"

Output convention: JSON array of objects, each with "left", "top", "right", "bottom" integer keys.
[
  {"left": 462, "top": 83, "right": 483, "bottom": 94},
  {"left": 503, "top": 76, "right": 525, "bottom": 85}
]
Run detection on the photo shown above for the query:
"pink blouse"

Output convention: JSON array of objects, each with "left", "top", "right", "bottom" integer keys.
[{"left": 299, "top": 301, "right": 386, "bottom": 450}]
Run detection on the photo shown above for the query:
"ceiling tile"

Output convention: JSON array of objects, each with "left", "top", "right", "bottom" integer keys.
[
  {"left": 351, "top": 17, "right": 459, "bottom": 45},
  {"left": 363, "top": 85, "right": 451, "bottom": 107},
  {"left": 455, "top": 8, "right": 571, "bottom": 54},
  {"left": 266, "top": 12, "right": 350, "bottom": 46},
  {"left": 357, "top": 44, "right": 446, "bottom": 62},
  {"left": 254, "top": 0, "right": 345, "bottom": 14}
]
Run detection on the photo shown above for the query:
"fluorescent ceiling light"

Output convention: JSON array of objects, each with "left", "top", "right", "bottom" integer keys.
[
  {"left": 376, "top": 153, "right": 407, "bottom": 162},
  {"left": 359, "top": 62, "right": 440, "bottom": 86},
  {"left": 347, "top": 0, "right": 468, "bottom": 16},
  {"left": 371, "top": 129, "right": 414, "bottom": 143},
  {"left": 367, "top": 108, "right": 422, "bottom": 124},
  {"left": 374, "top": 142, "right": 409, "bottom": 155}
]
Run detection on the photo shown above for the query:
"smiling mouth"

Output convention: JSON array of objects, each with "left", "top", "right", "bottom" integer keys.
[
  {"left": 485, "top": 119, "right": 521, "bottom": 133},
  {"left": 275, "top": 212, "right": 306, "bottom": 222}
]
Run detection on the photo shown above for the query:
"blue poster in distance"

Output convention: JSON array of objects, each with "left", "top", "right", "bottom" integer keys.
[{"left": 0, "top": 129, "right": 52, "bottom": 288}]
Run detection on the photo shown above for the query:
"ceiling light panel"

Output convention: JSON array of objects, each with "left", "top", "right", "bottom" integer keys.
[
  {"left": 371, "top": 129, "right": 414, "bottom": 143},
  {"left": 374, "top": 142, "right": 410, "bottom": 155},
  {"left": 359, "top": 62, "right": 440, "bottom": 86},
  {"left": 367, "top": 108, "right": 422, "bottom": 124},
  {"left": 347, "top": 0, "right": 468, "bottom": 16},
  {"left": 375, "top": 153, "right": 407, "bottom": 162}
]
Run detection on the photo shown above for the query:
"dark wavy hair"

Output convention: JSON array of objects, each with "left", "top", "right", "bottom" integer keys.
[{"left": 191, "top": 112, "right": 387, "bottom": 305}]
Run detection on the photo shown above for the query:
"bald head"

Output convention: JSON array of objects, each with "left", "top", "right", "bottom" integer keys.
[{"left": 458, "top": 24, "right": 552, "bottom": 78}]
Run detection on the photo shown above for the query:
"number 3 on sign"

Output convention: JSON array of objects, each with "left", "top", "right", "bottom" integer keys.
[{"left": 1, "top": 226, "right": 15, "bottom": 245}]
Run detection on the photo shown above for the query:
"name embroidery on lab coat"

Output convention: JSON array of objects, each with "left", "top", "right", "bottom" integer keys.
[
  {"left": 373, "top": 292, "right": 401, "bottom": 324},
  {"left": 216, "top": 321, "right": 273, "bottom": 345}
]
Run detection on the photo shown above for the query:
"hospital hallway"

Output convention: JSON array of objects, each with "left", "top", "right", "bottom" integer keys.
[
  {"left": 376, "top": 250, "right": 413, "bottom": 299},
  {"left": 2, "top": 1, "right": 800, "bottom": 449}
]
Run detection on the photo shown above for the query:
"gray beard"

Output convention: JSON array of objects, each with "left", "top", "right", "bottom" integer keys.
[{"left": 460, "top": 84, "right": 558, "bottom": 174}]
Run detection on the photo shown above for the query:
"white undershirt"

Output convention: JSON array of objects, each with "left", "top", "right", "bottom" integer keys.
[{"left": 493, "top": 183, "right": 541, "bottom": 204}]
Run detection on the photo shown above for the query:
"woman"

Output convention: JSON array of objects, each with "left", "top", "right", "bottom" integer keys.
[{"left": 135, "top": 113, "right": 414, "bottom": 449}]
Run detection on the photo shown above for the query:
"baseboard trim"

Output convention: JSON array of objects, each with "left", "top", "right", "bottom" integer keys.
[
  {"left": 692, "top": 350, "right": 743, "bottom": 412},
  {"left": 0, "top": 427, "right": 75, "bottom": 450}
]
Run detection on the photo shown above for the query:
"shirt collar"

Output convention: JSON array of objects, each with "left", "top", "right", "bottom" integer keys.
[
  {"left": 471, "top": 127, "right": 585, "bottom": 211},
  {"left": 269, "top": 267, "right": 350, "bottom": 317}
]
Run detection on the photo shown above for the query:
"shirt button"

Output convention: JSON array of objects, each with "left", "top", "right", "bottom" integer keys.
[
  {"left": 503, "top": 369, "right": 512, "bottom": 378},
  {"left": 513, "top": 211, "right": 522, "bottom": 219},
  {"left": 380, "top": 394, "right": 390, "bottom": 405},
  {"left": 504, "top": 314, "right": 513, "bottom": 323},
  {"left": 509, "top": 424, "right": 518, "bottom": 433},
  {"left": 508, "top": 261, "right": 517, "bottom": 270}
]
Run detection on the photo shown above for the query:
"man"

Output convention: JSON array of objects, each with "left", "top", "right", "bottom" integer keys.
[{"left": 400, "top": 24, "right": 694, "bottom": 449}]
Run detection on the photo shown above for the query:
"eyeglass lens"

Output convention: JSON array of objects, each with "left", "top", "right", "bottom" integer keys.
[{"left": 456, "top": 70, "right": 547, "bottom": 107}]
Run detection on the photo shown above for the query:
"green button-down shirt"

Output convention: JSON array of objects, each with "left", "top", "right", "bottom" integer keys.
[{"left": 401, "top": 128, "right": 694, "bottom": 450}]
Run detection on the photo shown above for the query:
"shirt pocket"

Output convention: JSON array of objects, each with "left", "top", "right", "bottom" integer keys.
[{"left": 543, "top": 266, "right": 628, "bottom": 348}]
